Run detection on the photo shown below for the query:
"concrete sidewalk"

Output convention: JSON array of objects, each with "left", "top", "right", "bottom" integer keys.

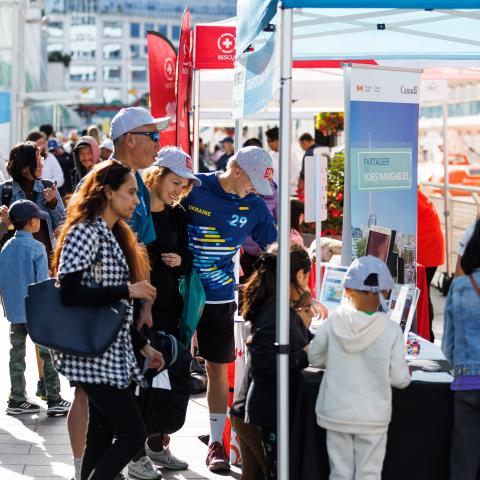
[{"left": 0, "top": 284, "right": 447, "bottom": 479}]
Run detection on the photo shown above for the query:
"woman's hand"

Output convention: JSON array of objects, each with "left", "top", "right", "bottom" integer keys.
[
  {"left": 313, "top": 299, "right": 328, "bottom": 320},
  {"left": 0, "top": 206, "right": 11, "bottom": 227},
  {"left": 43, "top": 183, "right": 58, "bottom": 207},
  {"left": 161, "top": 253, "right": 182, "bottom": 268},
  {"left": 141, "top": 344, "right": 165, "bottom": 371},
  {"left": 128, "top": 280, "right": 157, "bottom": 302}
]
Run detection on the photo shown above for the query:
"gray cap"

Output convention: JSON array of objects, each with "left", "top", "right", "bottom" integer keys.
[
  {"left": 154, "top": 147, "right": 201, "bottom": 186},
  {"left": 109, "top": 107, "right": 170, "bottom": 141},
  {"left": 234, "top": 146, "right": 273, "bottom": 196},
  {"left": 342, "top": 255, "right": 393, "bottom": 293},
  {"left": 9, "top": 199, "right": 49, "bottom": 223},
  {"left": 99, "top": 137, "right": 114, "bottom": 151}
]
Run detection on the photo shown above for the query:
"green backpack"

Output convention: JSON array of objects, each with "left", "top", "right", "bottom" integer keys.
[{"left": 179, "top": 270, "right": 206, "bottom": 346}]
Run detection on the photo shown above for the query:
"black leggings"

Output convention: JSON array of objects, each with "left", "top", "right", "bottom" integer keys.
[
  {"left": 79, "top": 383, "right": 147, "bottom": 480},
  {"left": 425, "top": 266, "right": 437, "bottom": 342},
  {"left": 261, "top": 428, "right": 277, "bottom": 480}
]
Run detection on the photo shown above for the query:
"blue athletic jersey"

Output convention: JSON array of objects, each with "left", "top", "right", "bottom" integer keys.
[{"left": 183, "top": 173, "right": 277, "bottom": 303}]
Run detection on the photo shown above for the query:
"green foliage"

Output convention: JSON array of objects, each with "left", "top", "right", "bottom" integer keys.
[
  {"left": 322, "top": 150, "right": 344, "bottom": 237},
  {"left": 48, "top": 51, "right": 72, "bottom": 68}
]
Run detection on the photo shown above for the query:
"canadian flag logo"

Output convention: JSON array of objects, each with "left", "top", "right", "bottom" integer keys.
[
  {"left": 356, "top": 84, "right": 364, "bottom": 92},
  {"left": 264, "top": 167, "right": 273, "bottom": 179}
]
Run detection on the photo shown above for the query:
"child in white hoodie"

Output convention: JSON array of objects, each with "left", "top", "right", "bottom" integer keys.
[{"left": 308, "top": 255, "right": 411, "bottom": 480}]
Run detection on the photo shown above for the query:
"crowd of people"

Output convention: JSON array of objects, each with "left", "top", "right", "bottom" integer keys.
[{"left": 0, "top": 105, "right": 478, "bottom": 480}]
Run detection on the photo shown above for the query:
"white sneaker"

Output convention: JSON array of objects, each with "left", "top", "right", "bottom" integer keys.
[
  {"left": 128, "top": 456, "right": 163, "bottom": 479},
  {"left": 146, "top": 444, "right": 189, "bottom": 470}
]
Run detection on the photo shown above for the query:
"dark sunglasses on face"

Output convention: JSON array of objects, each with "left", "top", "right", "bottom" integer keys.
[{"left": 130, "top": 131, "right": 160, "bottom": 143}]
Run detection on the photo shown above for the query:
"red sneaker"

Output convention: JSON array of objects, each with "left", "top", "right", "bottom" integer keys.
[{"left": 206, "top": 441, "right": 230, "bottom": 472}]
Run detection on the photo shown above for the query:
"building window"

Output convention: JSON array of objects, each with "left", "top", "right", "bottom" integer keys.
[
  {"left": 71, "top": 43, "right": 96, "bottom": 59},
  {"left": 103, "top": 65, "right": 121, "bottom": 82},
  {"left": 172, "top": 25, "right": 180, "bottom": 40},
  {"left": 130, "top": 44, "right": 140, "bottom": 59},
  {"left": 47, "top": 43, "right": 63, "bottom": 53},
  {"left": 158, "top": 24, "right": 168, "bottom": 37},
  {"left": 130, "top": 22, "right": 140, "bottom": 38},
  {"left": 103, "top": 44, "right": 122, "bottom": 60},
  {"left": 103, "top": 87, "right": 121, "bottom": 103},
  {"left": 47, "top": 21, "right": 63, "bottom": 37},
  {"left": 71, "top": 15, "right": 95, "bottom": 26},
  {"left": 69, "top": 65, "right": 96, "bottom": 82},
  {"left": 103, "top": 21, "right": 122, "bottom": 38},
  {"left": 132, "top": 66, "right": 147, "bottom": 83},
  {"left": 144, "top": 23, "right": 154, "bottom": 35}
]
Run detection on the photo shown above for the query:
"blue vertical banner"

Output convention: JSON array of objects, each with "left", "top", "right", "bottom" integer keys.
[
  {"left": 344, "top": 65, "right": 421, "bottom": 286},
  {"left": 0, "top": 92, "right": 11, "bottom": 124}
]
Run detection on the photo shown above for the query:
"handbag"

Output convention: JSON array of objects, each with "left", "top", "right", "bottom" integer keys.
[
  {"left": 25, "top": 255, "right": 128, "bottom": 357},
  {"left": 179, "top": 270, "right": 206, "bottom": 346}
]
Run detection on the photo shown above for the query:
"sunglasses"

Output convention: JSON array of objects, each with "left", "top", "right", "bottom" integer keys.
[{"left": 130, "top": 131, "right": 160, "bottom": 143}]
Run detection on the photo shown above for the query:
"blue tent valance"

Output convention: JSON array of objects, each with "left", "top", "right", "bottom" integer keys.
[{"left": 283, "top": 0, "right": 480, "bottom": 7}]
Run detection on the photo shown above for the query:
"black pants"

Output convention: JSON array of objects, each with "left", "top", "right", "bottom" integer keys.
[
  {"left": 260, "top": 428, "right": 277, "bottom": 480},
  {"left": 425, "top": 266, "right": 437, "bottom": 342},
  {"left": 79, "top": 383, "right": 147, "bottom": 480},
  {"left": 450, "top": 390, "right": 480, "bottom": 480}
]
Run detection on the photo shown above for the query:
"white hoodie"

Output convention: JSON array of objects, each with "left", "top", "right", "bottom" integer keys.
[{"left": 308, "top": 304, "right": 411, "bottom": 435}]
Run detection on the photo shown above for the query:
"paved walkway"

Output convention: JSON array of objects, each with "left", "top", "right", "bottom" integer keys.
[{"left": 0, "top": 283, "right": 447, "bottom": 479}]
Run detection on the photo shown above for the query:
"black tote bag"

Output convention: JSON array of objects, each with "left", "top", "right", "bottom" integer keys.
[{"left": 26, "top": 278, "right": 127, "bottom": 357}]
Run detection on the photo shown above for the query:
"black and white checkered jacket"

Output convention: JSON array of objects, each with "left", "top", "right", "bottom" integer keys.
[{"left": 52, "top": 217, "right": 145, "bottom": 389}]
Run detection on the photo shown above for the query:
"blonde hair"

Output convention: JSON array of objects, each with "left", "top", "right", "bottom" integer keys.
[{"left": 142, "top": 166, "right": 193, "bottom": 206}]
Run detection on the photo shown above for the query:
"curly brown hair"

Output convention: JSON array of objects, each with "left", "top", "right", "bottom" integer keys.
[{"left": 51, "top": 160, "right": 149, "bottom": 282}]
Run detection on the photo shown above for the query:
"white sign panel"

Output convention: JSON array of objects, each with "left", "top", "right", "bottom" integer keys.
[
  {"left": 304, "top": 152, "right": 328, "bottom": 223},
  {"left": 350, "top": 66, "right": 421, "bottom": 104}
]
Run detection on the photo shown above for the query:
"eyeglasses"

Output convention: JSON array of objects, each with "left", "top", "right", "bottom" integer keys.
[{"left": 130, "top": 131, "right": 160, "bottom": 143}]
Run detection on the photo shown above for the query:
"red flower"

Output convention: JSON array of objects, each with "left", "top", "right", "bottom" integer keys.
[
  {"left": 336, "top": 192, "right": 343, "bottom": 201},
  {"left": 331, "top": 209, "right": 341, "bottom": 218}
]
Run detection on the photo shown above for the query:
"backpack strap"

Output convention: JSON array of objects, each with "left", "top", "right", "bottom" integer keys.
[
  {"left": 468, "top": 274, "right": 480, "bottom": 298},
  {"left": 1, "top": 180, "right": 13, "bottom": 207}
]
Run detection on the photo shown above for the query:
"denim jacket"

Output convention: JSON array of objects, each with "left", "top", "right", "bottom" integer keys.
[
  {"left": 442, "top": 270, "right": 480, "bottom": 375},
  {"left": 0, "top": 179, "right": 66, "bottom": 248},
  {"left": 0, "top": 231, "right": 49, "bottom": 323}
]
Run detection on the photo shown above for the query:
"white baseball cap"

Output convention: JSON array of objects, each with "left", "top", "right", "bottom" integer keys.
[
  {"left": 234, "top": 146, "right": 273, "bottom": 196},
  {"left": 99, "top": 137, "right": 114, "bottom": 151},
  {"left": 342, "top": 255, "right": 393, "bottom": 293},
  {"left": 110, "top": 107, "right": 170, "bottom": 141},
  {"left": 154, "top": 147, "right": 201, "bottom": 186}
]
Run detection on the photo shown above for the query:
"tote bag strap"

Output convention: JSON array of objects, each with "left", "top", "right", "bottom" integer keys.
[{"left": 468, "top": 274, "right": 480, "bottom": 298}]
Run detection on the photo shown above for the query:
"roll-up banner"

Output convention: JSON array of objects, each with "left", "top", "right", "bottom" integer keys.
[
  {"left": 176, "top": 7, "right": 192, "bottom": 154},
  {"left": 343, "top": 64, "right": 421, "bottom": 287},
  {"left": 147, "top": 32, "right": 177, "bottom": 147}
]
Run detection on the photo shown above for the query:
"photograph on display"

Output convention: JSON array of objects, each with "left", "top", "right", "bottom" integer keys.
[
  {"left": 320, "top": 265, "right": 348, "bottom": 314},
  {"left": 388, "top": 283, "right": 421, "bottom": 335}
]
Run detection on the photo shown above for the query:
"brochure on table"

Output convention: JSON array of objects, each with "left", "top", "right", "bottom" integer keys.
[
  {"left": 343, "top": 65, "right": 420, "bottom": 289},
  {"left": 319, "top": 264, "right": 348, "bottom": 314},
  {"left": 388, "top": 283, "right": 421, "bottom": 339}
]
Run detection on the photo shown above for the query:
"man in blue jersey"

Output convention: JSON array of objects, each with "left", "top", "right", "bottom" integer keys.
[{"left": 184, "top": 146, "right": 277, "bottom": 472}]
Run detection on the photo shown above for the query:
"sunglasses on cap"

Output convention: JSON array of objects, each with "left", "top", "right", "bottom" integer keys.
[{"left": 130, "top": 131, "right": 160, "bottom": 142}]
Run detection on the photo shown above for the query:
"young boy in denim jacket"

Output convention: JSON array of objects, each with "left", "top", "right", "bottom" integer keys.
[
  {"left": 0, "top": 200, "right": 70, "bottom": 416},
  {"left": 309, "top": 256, "right": 411, "bottom": 479}
]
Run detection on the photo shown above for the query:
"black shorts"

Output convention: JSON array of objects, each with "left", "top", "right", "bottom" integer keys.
[{"left": 196, "top": 301, "right": 237, "bottom": 364}]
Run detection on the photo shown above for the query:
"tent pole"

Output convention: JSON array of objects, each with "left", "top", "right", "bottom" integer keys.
[
  {"left": 442, "top": 101, "right": 450, "bottom": 277},
  {"left": 192, "top": 69, "right": 201, "bottom": 172},
  {"left": 277, "top": 6, "right": 293, "bottom": 480},
  {"left": 234, "top": 117, "right": 243, "bottom": 300}
]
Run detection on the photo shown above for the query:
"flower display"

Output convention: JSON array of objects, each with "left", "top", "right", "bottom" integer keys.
[{"left": 321, "top": 151, "right": 344, "bottom": 237}]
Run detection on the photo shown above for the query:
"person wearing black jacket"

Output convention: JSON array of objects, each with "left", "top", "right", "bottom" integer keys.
[
  {"left": 127, "top": 147, "right": 201, "bottom": 475},
  {"left": 51, "top": 160, "right": 164, "bottom": 480},
  {"left": 242, "top": 244, "right": 314, "bottom": 480}
]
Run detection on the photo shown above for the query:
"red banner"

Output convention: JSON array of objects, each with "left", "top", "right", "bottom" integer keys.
[
  {"left": 194, "top": 25, "right": 236, "bottom": 69},
  {"left": 176, "top": 8, "right": 191, "bottom": 154},
  {"left": 147, "top": 31, "right": 177, "bottom": 147}
]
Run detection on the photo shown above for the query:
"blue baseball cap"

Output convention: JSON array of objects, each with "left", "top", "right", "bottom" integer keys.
[
  {"left": 48, "top": 138, "right": 61, "bottom": 152},
  {"left": 342, "top": 255, "right": 393, "bottom": 293},
  {"left": 9, "top": 200, "right": 49, "bottom": 223}
]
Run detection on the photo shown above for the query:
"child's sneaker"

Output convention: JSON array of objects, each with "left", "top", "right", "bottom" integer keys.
[
  {"left": 6, "top": 400, "right": 40, "bottom": 415},
  {"left": 36, "top": 378, "right": 47, "bottom": 401},
  {"left": 47, "top": 398, "right": 71, "bottom": 416}
]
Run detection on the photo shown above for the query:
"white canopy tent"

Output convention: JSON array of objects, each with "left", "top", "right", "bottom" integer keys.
[{"left": 235, "top": 3, "right": 480, "bottom": 480}]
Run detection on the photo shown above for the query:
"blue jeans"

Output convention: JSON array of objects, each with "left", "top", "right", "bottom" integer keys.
[{"left": 450, "top": 390, "right": 480, "bottom": 480}]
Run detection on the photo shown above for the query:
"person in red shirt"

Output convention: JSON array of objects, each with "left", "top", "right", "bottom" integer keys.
[{"left": 417, "top": 188, "right": 445, "bottom": 342}]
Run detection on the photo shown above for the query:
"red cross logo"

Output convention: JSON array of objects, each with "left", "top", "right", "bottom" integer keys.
[
  {"left": 217, "top": 33, "right": 235, "bottom": 54},
  {"left": 164, "top": 58, "right": 175, "bottom": 82}
]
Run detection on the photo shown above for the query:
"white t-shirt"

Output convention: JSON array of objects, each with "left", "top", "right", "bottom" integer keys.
[
  {"left": 458, "top": 222, "right": 476, "bottom": 256},
  {"left": 270, "top": 149, "right": 301, "bottom": 196},
  {"left": 42, "top": 152, "right": 65, "bottom": 187}
]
